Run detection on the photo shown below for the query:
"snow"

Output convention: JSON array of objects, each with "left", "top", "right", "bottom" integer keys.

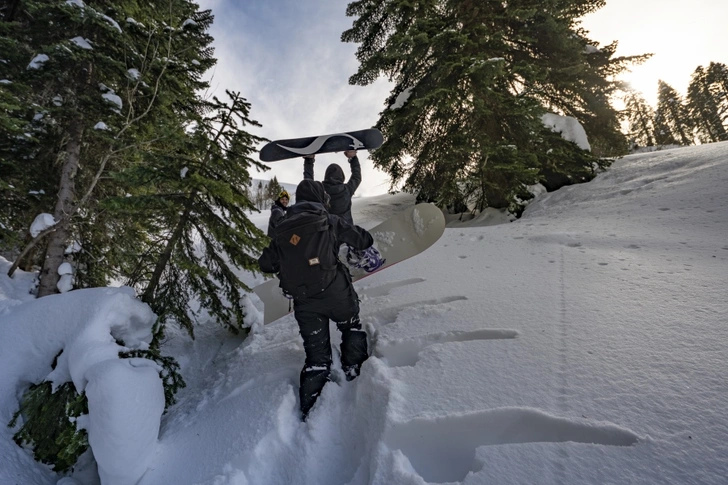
[
  {"left": 93, "top": 122, "right": 109, "bottom": 130},
  {"left": 390, "top": 87, "right": 413, "bottom": 110},
  {"left": 542, "top": 113, "right": 591, "bottom": 151},
  {"left": 65, "top": 0, "right": 85, "bottom": 7},
  {"left": 101, "top": 92, "right": 122, "bottom": 110},
  {"left": 57, "top": 275, "right": 73, "bottom": 293},
  {"left": 29, "top": 213, "right": 56, "bottom": 237},
  {"left": 1, "top": 142, "right": 728, "bottom": 484},
  {"left": 0, "top": 79, "right": 11, "bottom": 84},
  {"left": 182, "top": 19, "right": 198, "bottom": 28},
  {"left": 70, "top": 37, "right": 93, "bottom": 50},
  {"left": 180, "top": 167, "right": 189, "bottom": 178},
  {"left": 27, "top": 54, "right": 49, "bottom": 70},
  {"left": 66, "top": 241, "right": 82, "bottom": 254},
  {"left": 126, "top": 18, "right": 145, "bottom": 28},
  {"left": 58, "top": 263, "right": 73, "bottom": 276},
  {"left": 126, "top": 68, "right": 140, "bottom": 80},
  {"left": 99, "top": 14, "right": 122, "bottom": 33},
  {"left": 0, "top": 285, "right": 162, "bottom": 485}
]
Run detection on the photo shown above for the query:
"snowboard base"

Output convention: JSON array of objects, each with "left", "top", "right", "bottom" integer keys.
[
  {"left": 259, "top": 128, "right": 383, "bottom": 162},
  {"left": 254, "top": 203, "right": 445, "bottom": 324}
]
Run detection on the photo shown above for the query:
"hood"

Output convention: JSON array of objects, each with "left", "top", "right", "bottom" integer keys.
[
  {"left": 295, "top": 179, "right": 328, "bottom": 205},
  {"left": 324, "top": 163, "right": 345, "bottom": 184}
]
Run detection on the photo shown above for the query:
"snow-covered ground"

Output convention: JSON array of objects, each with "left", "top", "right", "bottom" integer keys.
[{"left": 1, "top": 142, "right": 727, "bottom": 485}]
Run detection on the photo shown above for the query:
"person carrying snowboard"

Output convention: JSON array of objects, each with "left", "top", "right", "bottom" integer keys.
[
  {"left": 258, "top": 179, "right": 373, "bottom": 420},
  {"left": 303, "top": 150, "right": 360, "bottom": 223},
  {"left": 303, "top": 150, "right": 383, "bottom": 272},
  {"left": 267, "top": 189, "right": 290, "bottom": 237}
]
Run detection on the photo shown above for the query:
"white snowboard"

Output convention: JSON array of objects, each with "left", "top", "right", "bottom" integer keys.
[{"left": 253, "top": 203, "right": 446, "bottom": 324}]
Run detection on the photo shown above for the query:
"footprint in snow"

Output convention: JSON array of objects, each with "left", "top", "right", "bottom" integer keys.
[
  {"left": 363, "top": 296, "right": 468, "bottom": 326},
  {"left": 384, "top": 407, "right": 640, "bottom": 483},
  {"left": 375, "top": 328, "right": 518, "bottom": 367},
  {"left": 357, "top": 278, "right": 426, "bottom": 299}
]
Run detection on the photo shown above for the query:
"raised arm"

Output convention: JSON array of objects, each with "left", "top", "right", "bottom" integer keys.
[
  {"left": 303, "top": 155, "right": 315, "bottom": 180},
  {"left": 344, "top": 151, "right": 361, "bottom": 195}
]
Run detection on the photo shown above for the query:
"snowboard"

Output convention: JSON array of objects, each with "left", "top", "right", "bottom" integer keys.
[
  {"left": 259, "top": 128, "right": 384, "bottom": 162},
  {"left": 254, "top": 203, "right": 446, "bottom": 324}
]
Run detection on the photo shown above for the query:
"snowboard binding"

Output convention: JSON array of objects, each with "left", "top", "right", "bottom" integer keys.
[{"left": 346, "top": 246, "right": 385, "bottom": 273}]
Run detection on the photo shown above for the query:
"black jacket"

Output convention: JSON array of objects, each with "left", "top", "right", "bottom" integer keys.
[
  {"left": 303, "top": 156, "right": 361, "bottom": 225},
  {"left": 258, "top": 180, "right": 373, "bottom": 276},
  {"left": 266, "top": 199, "right": 287, "bottom": 237}
]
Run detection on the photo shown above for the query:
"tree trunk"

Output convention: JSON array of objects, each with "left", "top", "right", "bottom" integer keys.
[
  {"left": 142, "top": 194, "right": 195, "bottom": 304},
  {"left": 37, "top": 121, "right": 84, "bottom": 298}
]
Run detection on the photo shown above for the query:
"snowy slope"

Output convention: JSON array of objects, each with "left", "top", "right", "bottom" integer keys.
[{"left": 1, "top": 142, "right": 727, "bottom": 485}]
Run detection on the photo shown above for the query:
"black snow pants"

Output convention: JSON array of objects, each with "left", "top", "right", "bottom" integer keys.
[{"left": 293, "top": 268, "right": 368, "bottom": 419}]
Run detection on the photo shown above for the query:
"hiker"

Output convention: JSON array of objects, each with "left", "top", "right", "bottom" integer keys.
[
  {"left": 258, "top": 179, "right": 373, "bottom": 420},
  {"left": 267, "top": 189, "right": 290, "bottom": 238},
  {"left": 303, "top": 150, "right": 383, "bottom": 272},
  {"left": 303, "top": 150, "right": 360, "bottom": 224}
]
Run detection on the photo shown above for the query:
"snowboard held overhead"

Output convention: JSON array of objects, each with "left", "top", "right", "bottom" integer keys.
[{"left": 259, "top": 128, "right": 383, "bottom": 162}]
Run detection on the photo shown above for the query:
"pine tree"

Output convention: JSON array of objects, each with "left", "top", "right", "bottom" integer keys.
[
  {"left": 342, "top": 0, "right": 647, "bottom": 210},
  {"left": 0, "top": 1, "right": 64, "bottom": 265},
  {"left": 623, "top": 90, "right": 656, "bottom": 148},
  {"left": 654, "top": 80, "right": 692, "bottom": 146},
  {"left": 687, "top": 64, "right": 728, "bottom": 143},
  {"left": 255, "top": 180, "right": 266, "bottom": 210},
  {"left": 113, "top": 90, "right": 268, "bottom": 336},
  {"left": 706, "top": 62, "right": 728, "bottom": 126},
  {"left": 266, "top": 176, "right": 283, "bottom": 205},
  {"left": 2, "top": 2, "right": 161, "bottom": 286},
  {"left": 2, "top": 1, "right": 233, "bottom": 296}
]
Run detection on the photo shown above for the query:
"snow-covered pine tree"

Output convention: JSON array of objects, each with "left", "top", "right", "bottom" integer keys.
[
  {"left": 623, "top": 90, "right": 656, "bottom": 148},
  {"left": 687, "top": 64, "right": 728, "bottom": 143},
  {"left": 3, "top": 3, "right": 231, "bottom": 470},
  {"left": 0, "top": 2, "right": 66, "bottom": 267},
  {"left": 74, "top": 3, "right": 224, "bottom": 292},
  {"left": 2, "top": 1, "right": 213, "bottom": 293},
  {"left": 655, "top": 80, "right": 693, "bottom": 146},
  {"left": 342, "top": 0, "right": 647, "bottom": 211}
]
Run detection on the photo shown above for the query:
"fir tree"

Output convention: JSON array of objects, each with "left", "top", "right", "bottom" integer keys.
[
  {"left": 2, "top": 1, "right": 223, "bottom": 294},
  {"left": 342, "top": 0, "right": 647, "bottom": 210},
  {"left": 687, "top": 64, "right": 728, "bottom": 143},
  {"left": 623, "top": 90, "right": 656, "bottom": 148},
  {"left": 255, "top": 180, "right": 266, "bottom": 210},
  {"left": 655, "top": 80, "right": 692, "bottom": 146},
  {"left": 266, "top": 176, "right": 284, "bottom": 205},
  {"left": 112, "top": 91, "right": 268, "bottom": 336},
  {"left": 706, "top": 62, "right": 728, "bottom": 127}
]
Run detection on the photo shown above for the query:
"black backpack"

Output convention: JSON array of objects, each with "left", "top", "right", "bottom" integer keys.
[{"left": 274, "top": 209, "right": 339, "bottom": 299}]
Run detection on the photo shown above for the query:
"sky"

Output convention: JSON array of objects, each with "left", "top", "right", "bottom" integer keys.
[
  {"left": 580, "top": 0, "right": 728, "bottom": 104},
  {"left": 2, "top": 140, "right": 727, "bottom": 485},
  {"left": 195, "top": 0, "right": 728, "bottom": 195}
]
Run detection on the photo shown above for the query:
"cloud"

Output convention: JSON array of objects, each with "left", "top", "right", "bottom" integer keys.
[{"left": 198, "top": 0, "right": 394, "bottom": 195}]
